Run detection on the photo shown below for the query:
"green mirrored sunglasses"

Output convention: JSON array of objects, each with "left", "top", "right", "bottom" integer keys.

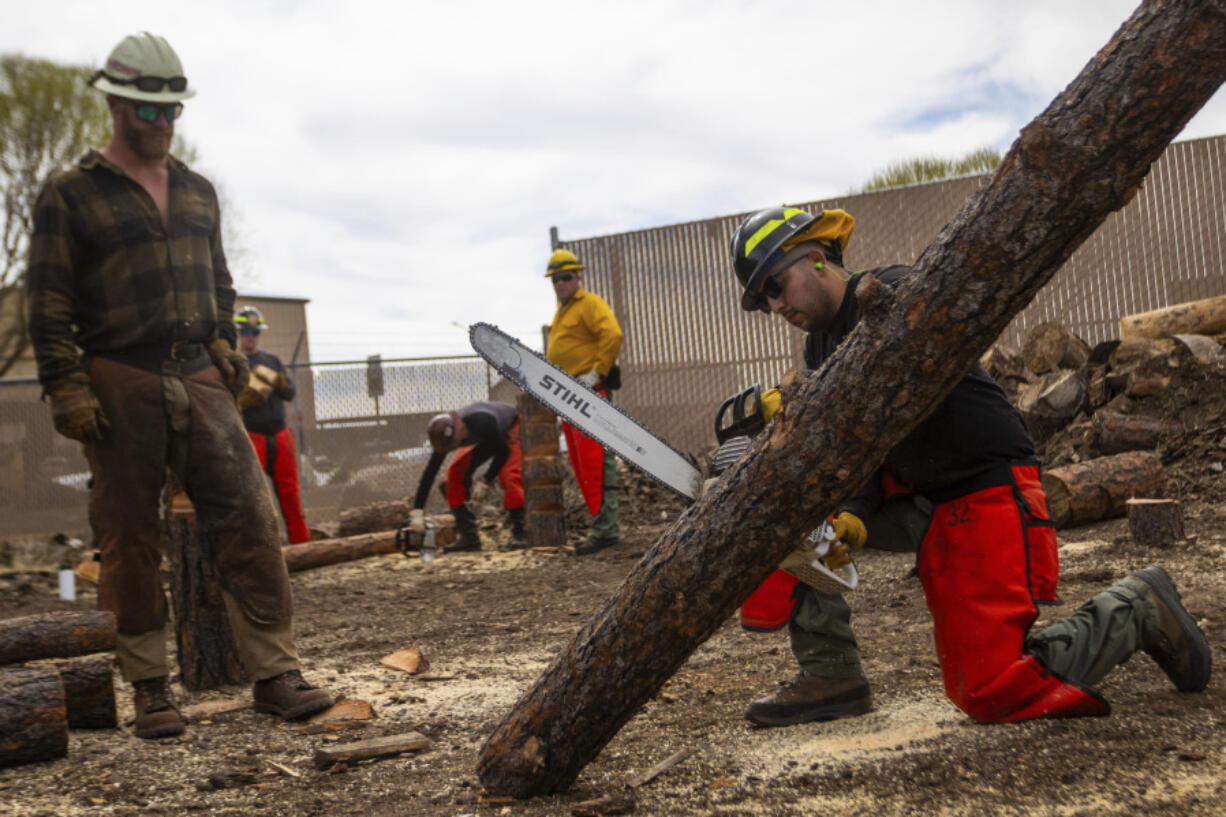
[{"left": 131, "top": 101, "right": 184, "bottom": 123}]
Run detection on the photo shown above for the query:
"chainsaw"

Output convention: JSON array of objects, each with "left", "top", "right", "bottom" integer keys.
[{"left": 469, "top": 322, "right": 856, "bottom": 591}]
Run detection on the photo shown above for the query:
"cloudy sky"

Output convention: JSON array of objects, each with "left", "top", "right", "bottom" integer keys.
[{"left": 5, "top": 1, "right": 1225, "bottom": 361}]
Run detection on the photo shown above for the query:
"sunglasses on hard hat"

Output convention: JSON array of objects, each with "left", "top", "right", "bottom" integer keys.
[
  {"left": 130, "top": 101, "right": 184, "bottom": 123},
  {"left": 551, "top": 273, "right": 576, "bottom": 284},
  {"left": 93, "top": 71, "right": 189, "bottom": 93}
]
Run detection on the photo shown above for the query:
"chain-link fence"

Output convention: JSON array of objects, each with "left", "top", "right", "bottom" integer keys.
[{"left": 0, "top": 355, "right": 506, "bottom": 539}]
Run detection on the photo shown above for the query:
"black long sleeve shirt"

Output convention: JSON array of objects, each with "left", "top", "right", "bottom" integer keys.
[
  {"left": 413, "top": 401, "right": 518, "bottom": 509},
  {"left": 805, "top": 267, "right": 1034, "bottom": 518},
  {"left": 241, "top": 349, "right": 296, "bottom": 435}
]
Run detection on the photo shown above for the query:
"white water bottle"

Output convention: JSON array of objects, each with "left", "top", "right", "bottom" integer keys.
[
  {"left": 420, "top": 521, "right": 437, "bottom": 563},
  {"left": 58, "top": 561, "right": 76, "bottom": 601}
]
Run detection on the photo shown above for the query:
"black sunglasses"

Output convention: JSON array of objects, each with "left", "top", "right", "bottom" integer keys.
[
  {"left": 92, "top": 70, "right": 188, "bottom": 93},
  {"left": 551, "top": 273, "right": 576, "bottom": 283}
]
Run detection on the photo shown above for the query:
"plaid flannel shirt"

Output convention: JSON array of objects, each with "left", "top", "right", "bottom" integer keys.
[{"left": 26, "top": 150, "right": 237, "bottom": 390}]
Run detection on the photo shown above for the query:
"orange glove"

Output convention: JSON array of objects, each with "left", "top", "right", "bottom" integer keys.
[
  {"left": 49, "top": 381, "right": 109, "bottom": 443},
  {"left": 823, "top": 512, "right": 867, "bottom": 570}
]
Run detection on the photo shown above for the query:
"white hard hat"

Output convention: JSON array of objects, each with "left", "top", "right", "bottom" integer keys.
[{"left": 89, "top": 32, "right": 197, "bottom": 103}]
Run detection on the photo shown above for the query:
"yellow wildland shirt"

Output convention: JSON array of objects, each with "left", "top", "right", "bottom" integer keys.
[{"left": 546, "top": 287, "right": 623, "bottom": 377}]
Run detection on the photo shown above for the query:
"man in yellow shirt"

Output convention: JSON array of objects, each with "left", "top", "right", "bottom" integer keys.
[{"left": 544, "top": 249, "right": 623, "bottom": 554}]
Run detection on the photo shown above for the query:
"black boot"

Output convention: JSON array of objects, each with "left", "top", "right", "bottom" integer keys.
[
  {"left": 506, "top": 507, "right": 528, "bottom": 550},
  {"left": 447, "top": 505, "right": 482, "bottom": 552}
]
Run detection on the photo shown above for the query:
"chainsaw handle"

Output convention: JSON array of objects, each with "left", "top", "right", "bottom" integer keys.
[{"left": 714, "top": 384, "right": 765, "bottom": 444}]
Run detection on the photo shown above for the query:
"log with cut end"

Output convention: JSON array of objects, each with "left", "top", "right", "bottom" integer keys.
[
  {"left": 1016, "top": 369, "right": 1087, "bottom": 442},
  {"left": 1042, "top": 451, "right": 1165, "bottom": 529},
  {"left": 526, "top": 510, "right": 567, "bottom": 548},
  {"left": 476, "top": 3, "right": 1226, "bottom": 797},
  {"left": 0, "top": 611, "right": 116, "bottom": 666},
  {"left": 1091, "top": 411, "right": 1174, "bottom": 455},
  {"left": 282, "top": 530, "right": 401, "bottom": 571},
  {"left": 51, "top": 656, "right": 117, "bottom": 729},
  {"left": 1127, "top": 498, "right": 1185, "bottom": 547},
  {"left": 1021, "top": 323, "right": 1090, "bottom": 374},
  {"left": 0, "top": 665, "right": 68, "bottom": 768},
  {"left": 1120, "top": 293, "right": 1226, "bottom": 339}
]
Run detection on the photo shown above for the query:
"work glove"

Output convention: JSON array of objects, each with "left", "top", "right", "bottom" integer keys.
[
  {"left": 48, "top": 381, "right": 109, "bottom": 443},
  {"left": 577, "top": 369, "right": 601, "bottom": 388},
  {"left": 207, "top": 338, "right": 250, "bottom": 398},
  {"left": 273, "top": 371, "right": 289, "bottom": 394},
  {"left": 407, "top": 508, "right": 426, "bottom": 535},
  {"left": 236, "top": 387, "right": 269, "bottom": 409},
  {"left": 823, "top": 511, "right": 867, "bottom": 570}
]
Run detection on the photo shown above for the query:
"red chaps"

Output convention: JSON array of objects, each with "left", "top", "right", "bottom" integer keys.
[
  {"left": 918, "top": 463, "right": 1106, "bottom": 722},
  {"left": 248, "top": 427, "right": 310, "bottom": 544},
  {"left": 444, "top": 423, "right": 524, "bottom": 510}
]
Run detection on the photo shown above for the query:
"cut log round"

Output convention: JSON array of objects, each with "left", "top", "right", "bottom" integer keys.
[
  {"left": 525, "top": 484, "right": 565, "bottom": 513},
  {"left": 51, "top": 656, "right": 117, "bottom": 729},
  {"left": 1120, "top": 293, "right": 1226, "bottom": 339},
  {"left": 1021, "top": 323, "right": 1090, "bottom": 374},
  {"left": 0, "top": 665, "right": 68, "bottom": 768},
  {"left": 525, "top": 510, "right": 567, "bottom": 548},
  {"left": 0, "top": 611, "right": 116, "bottom": 667},
  {"left": 1041, "top": 451, "right": 1165, "bottom": 529},
  {"left": 165, "top": 500, "right": 245, "bottom": 691},
  {"left": 1126, "top": 498, "right": 1185, "bottom": 547},
  {"left": 523, "top": 458, "right": 565, "bottom": 487},
  {"left": 518, "top": 393, "right": 557, "bottom": 425},
  {"left": 1016, "top": 369, "right": 1087, "bottom": 442},
  {"left": 282, "top": 530, "right": 400, "bottom": 572}
]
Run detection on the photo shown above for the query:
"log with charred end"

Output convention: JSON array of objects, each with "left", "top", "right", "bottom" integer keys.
[
  {"left": 50, "top": 656, "right": 117, "bottom": 729},
  {"left": 1091, "top": 410, "right": 1174, "bottom": 455},
  {"left": 165, "top": 504, "right": 245, "bottom": 691},
  {"left": 477, "top": 3, "right": 1226, "bottom": 798},
  {"left": 282, "top": 530, "right": 399, "bottom": 572},
  {"left": 0, "top": 665, "right": 68, "bottom": 768},
  {"left": 1021, "top": 322, "right": 1090, "bottom": 375},
  {"left": 1016, "top": 369, "right": 1088, "bottom": 442},
  {"left": 1127, "top": 498, "right": 1186, "bottom": 547},
  {"left": 521, "top": 421, "right": 561, "bottom": 457},
  {"left": 1120, "top": 293, "right": 1226, "bottom": 339},
  {"left": 312, "top": 732, "right": 430, "bottom": 770},
  {"left": 1042, "top": 451, "right": 1166, "bottom": 529},
  {"left": 0, "top": 611, "right": 116, "bottom": 666}
]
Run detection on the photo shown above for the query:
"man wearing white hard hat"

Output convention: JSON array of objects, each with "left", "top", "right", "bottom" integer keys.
[{"left": 26, "top": 32, "right": 333, "bottom": 739}]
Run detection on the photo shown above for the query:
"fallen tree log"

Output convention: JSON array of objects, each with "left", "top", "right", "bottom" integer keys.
[
  {"left": 0, "top": 665, "right": 67, "bottom": 768},
  {"left": 1042, "top": 451, "right": 1166, "bottom": 529},
  {"left": 1091, "top": 410, "right": 1174, "bottom": 455},
  {"left": 1120, "top": 293, "right": 1226, "bottom": 339},
  {"left": 338, "top": 499, "right": 414, "bottom": 537},
  {"left": 0, "top": 611, "right": 116, "bottom": 666},
  {"left": 476, "top": 1, "right": 1226, "bottom": 797},
  {"left": 282, "top": 530, "right": 400, "bottom": 572},
  {"left": 51, "top": 656, "right": 117, "bottom": 729}
]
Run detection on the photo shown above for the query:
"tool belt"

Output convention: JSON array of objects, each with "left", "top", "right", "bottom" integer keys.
[{"left": 93, "top": 341, "right": 211, "bottom": 376}]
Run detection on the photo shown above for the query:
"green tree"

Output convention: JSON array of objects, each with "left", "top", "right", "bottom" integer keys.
[
  {"left": 0, "top": 54, "right": 197, "bottom": 377},
  {"left": 859, "top": 146, "right": 1002, "bottom": 192}
]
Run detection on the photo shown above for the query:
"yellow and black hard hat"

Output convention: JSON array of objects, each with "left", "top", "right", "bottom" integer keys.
[
  {"left": 730, "top": 207, "right": 855, "bottom": 312},
  {"left": 234, "top": 305, "right": 268, "bottom": 334},
  {"left": 545, "top": 248, "right": 584, "bottom": 278}
]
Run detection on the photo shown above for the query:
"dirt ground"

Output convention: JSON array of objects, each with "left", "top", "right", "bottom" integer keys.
[{"left": 2, "top": 478, "right": 1225, "bottom": 817}]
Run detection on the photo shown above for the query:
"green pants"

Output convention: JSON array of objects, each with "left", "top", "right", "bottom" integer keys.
[
  {"left": 791, "top": 498, "right": 1157, "bottom": 689},
  {"left": 590, "top": 448, "right": 619, "bottom": 540}
]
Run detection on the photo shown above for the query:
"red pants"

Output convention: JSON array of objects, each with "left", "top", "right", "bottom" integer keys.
[
  {"left": 444, "top": 425, "right": 524, "bottom": 509},
  {"left": 248, "top": 427, "right": 310, "bottom": 544},
  {"left": 918, "top": 463, "right": 1106, "bottom": 721},
  {"left": 561, "top": 421, "right": 608, "bottom": 516}
]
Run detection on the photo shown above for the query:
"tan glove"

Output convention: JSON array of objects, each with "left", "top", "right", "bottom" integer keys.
[
  {"left": 273, "top": 371, "right": 289, "bottom": 393},
  {"left": 206, "top": 338, "right": 250, "bottom": 397},
  {"left": 48, "top": 381, "right": 109, "bottom": 443},
  {"left": 824, "top": 512, "right": 867, "bottom": 570}
]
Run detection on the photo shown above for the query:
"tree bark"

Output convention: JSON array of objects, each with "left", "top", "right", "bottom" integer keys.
[
  {"left": 282, "top": 530, "right": 400, "bottom": 571},
  {"left": 0, "top": 611, "right": 116, "bottom": 666},
  {"left": 1042, "top": 451, "right": 1166, "bottom": 529},
  {"left": 519, "top": 393, "right": 568, "bottom": 548},
  {"left": 476, "top": 1, "right": 1226, "bottom": 797},
  {"left": 164, "top": 493, "right": 245, "bottom": 691},
  {"left": 1091, "top": 410, "right": 1173, "bottom": 455},
  {"left": 1120, "top": 293, "right": 1226, "bottom": 338},
  {"left": 50, "top": 656, "right": 117, "bottom": 729},
  {"left": 0, "top": 665, "right": 67, "bottom": 768},
  {"left": 337, "top": 499, "right": 415, "bottom": 536},
  {"left": 1127, "top": 498, "right": 1185, "bottom": 547}
]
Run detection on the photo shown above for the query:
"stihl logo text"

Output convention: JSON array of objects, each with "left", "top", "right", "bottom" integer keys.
[{"left": 539, "top": 374, "right": 594, "bottom": 418}]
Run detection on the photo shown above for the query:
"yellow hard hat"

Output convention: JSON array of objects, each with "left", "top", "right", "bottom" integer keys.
[{"left": 545, "top": 249, "right": 584, "bottom": 278}]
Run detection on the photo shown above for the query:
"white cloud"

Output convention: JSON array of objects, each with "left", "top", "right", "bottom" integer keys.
[{"left": 5, "top": 0, "right": 1223, "bottom": 360}]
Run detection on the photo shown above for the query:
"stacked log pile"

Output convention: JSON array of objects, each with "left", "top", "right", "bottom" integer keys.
[
  {"left": 518, "top": 393, "right": 567, "bottom": 547},
  {"left": 0, "top": 611, "right": 118, "bottom": 768},
  {"left": 983, "top": 295, "right": 1226, "bottom": 529}
]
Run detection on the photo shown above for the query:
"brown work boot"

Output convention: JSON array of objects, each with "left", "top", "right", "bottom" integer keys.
[
  {"left": 252, "top": 670, "right": 335, "bottom": 720},
  {"left": 744, "top": 672, "right": 873, "bottom": 727},
  {"left": 1132, "top": 566, "right": 1211, "bottom": 692},
  {"left": 132, "top": 676, "right": 185, "bottom": 739}
]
